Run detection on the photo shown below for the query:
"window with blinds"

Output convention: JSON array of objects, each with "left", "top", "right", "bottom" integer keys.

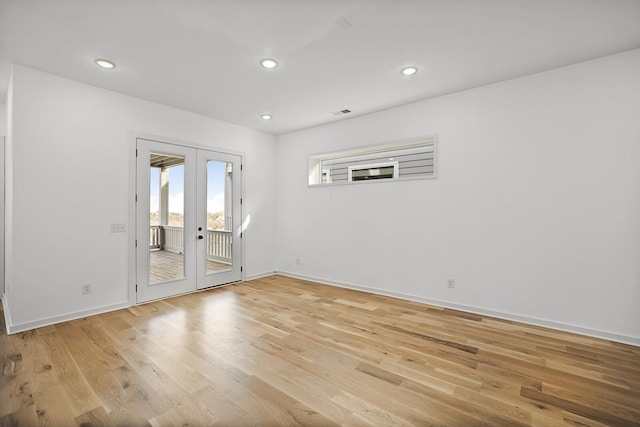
[{"left": 308, "top": 136, "right": 436, "bottom": 186}]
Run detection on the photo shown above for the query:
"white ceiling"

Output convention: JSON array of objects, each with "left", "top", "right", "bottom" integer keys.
[{"left": 1, "top": 0, "right": 639, "bottom": 135}]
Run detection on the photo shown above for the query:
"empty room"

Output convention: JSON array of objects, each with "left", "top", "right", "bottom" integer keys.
[{"left": 1, "top": 0, "right": 639, "bottom": 425}]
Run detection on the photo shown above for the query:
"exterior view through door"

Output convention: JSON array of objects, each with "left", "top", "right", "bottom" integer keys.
[{"left": 135, "top": 138, "right": 242, "bottom": 303}]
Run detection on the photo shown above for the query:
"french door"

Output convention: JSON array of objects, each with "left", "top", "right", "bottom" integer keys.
[{"left": 135, "top": 138, "right": 242, "bottom": 303}]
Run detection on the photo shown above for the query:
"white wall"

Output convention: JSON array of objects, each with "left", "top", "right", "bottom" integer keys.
[
  {"left": 1, "top": 100, "right": 6, "bottom": 298},
  {"left": 4, "top": 69, "right": 14, "bottom": 321},
  {"left": 275, "top": 49, "right": 640, "bottom": 345},
  {"left": 5, "top": 65, "right": 277, "bottom": 332}
]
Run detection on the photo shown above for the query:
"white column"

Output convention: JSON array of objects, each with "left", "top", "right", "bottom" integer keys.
[
  {"left": 160, "top": 167, "right": 169, "bottom": 249},
  {"left": 224, "top": 162, "right": 233, "bottom": 231}
]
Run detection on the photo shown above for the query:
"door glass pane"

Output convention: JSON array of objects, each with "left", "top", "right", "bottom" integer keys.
[
  {"left": 206, "top": 160, "right": 232, "bottom": 275},
  {"left": 149, "top": 153, "right": 185, "bottom": 284}
]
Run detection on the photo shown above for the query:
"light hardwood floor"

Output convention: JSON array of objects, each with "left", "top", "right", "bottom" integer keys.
[{"left": 1, "top": 275, "right": 639, "bottom": 426}]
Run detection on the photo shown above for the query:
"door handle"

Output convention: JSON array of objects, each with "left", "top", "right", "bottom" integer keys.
[{"left": 198, "top": 235, "right": 204, "bottom": 240}]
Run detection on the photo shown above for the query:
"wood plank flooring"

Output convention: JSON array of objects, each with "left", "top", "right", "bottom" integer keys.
[{"left": 1, "top": 275, "right": 639, "bottom": 426}]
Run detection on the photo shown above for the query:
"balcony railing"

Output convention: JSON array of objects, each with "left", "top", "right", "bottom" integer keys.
[
  {"left": 150, "top": 226, "right": 161, "bottom": 249},
  {"left": 207, "top": 229, "right": 232, "bottom": 263},
  {"left": 149, "top": 225, "right": 232, "bottom": 264},
  {"left": 163, "top": 226, "right": 184, "bottom": 253}
]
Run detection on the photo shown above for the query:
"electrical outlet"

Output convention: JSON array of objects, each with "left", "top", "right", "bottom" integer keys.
[
  {"left": 447, "top": 279, "right": 455, "bottom": 289},
  {"left": 82, "top": 284, "right": 92, "bottom": 295}
]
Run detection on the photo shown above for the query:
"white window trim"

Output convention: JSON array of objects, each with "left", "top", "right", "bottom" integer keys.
[{"left": 308, "top": 134, "right": 437, "bottom": 187}]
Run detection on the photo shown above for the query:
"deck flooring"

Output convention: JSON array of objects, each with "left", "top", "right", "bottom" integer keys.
[
  {"left": 149, "top": 249, "right": 231, "bottom": 283},
  {"left": 1, "top": 275, "right": 639, "bottom": 426}
]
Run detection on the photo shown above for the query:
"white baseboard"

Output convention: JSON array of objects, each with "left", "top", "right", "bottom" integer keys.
[
  {"left": 244, "top": 270, "right": 277, "bottom": 281},
  {"left": 276, "top": 270, "right": 640, "bottom": 347},
  {"left": 4, "top": 299, "right": 131, "bottom": 335},
  {"left": 6, "top": 271, "right": 638, "bottom": 347}
]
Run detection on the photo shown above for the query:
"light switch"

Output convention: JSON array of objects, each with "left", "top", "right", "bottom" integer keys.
[{"left": 111, "top": 223, "right": 126, "bottom": 233}]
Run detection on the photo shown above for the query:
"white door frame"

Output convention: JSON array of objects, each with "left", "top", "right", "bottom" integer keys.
[
  {"left": 1, "top": 137, "right": 4, "bottom": 298},
  {"left": 128, "top": 133, "right": 245, "bottom": 305}
]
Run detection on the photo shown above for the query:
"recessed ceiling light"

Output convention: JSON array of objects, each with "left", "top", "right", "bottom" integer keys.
[
  {"left": 95, "top": 59, "right": 115, "bottom": 69},
  {"left": 401, "top": 66, "right": 418, "bottom": 76},
  {"left": 260, "top": 59, "right": 278, "bottom": 69},
  {"left": 261, "top": 114, "right": 272, "bottom": 120}
]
